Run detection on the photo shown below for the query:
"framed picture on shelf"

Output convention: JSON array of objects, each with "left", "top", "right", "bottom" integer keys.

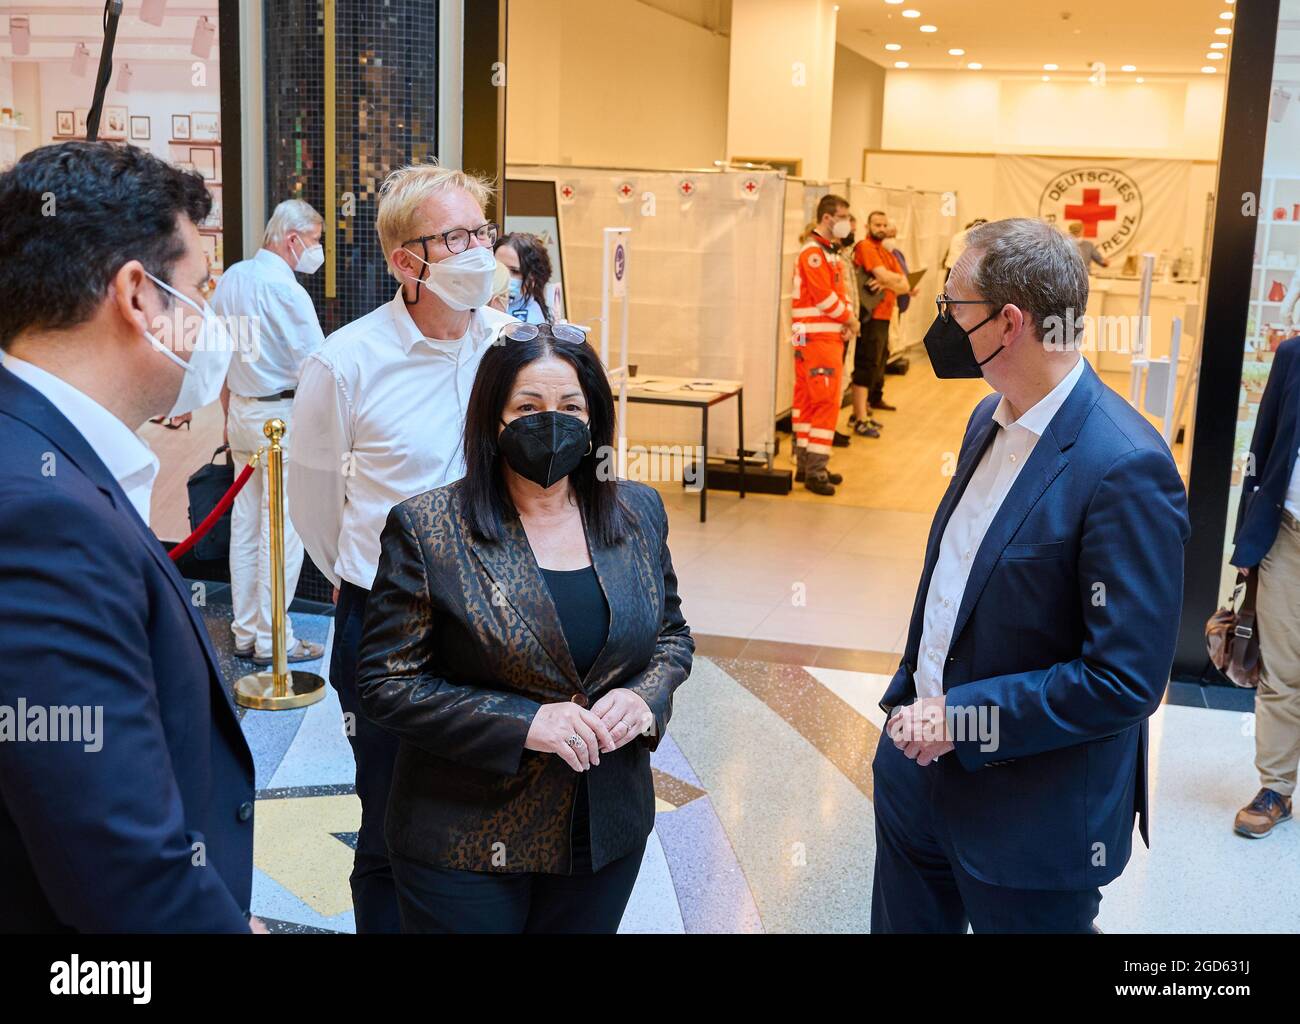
[
  {"left": 190, "top": 147, "right": 217, "bottom": 181},
  {"left": 199, "top": 232, "right": 219, "bottom": 270},
  {"left": 55, "top": 111, "right": 75, "bottom": 137},
  {"left": 202, "top": 184, "right": 222, "bottom": 229},
  {"left": 130, "top": 115, "right": 150, "bottom": 141},
  {"left": 172, "top": 114, "right": 191, "bottom": 140},
  {"left": 191, "top": 111, "right": 219, "bottom": 142},
  {"left": 75, "top": 108, "right": 89, "bottom": 137},
  {"left": 103, "top": 106, "right": 127, "bottom": 140}
]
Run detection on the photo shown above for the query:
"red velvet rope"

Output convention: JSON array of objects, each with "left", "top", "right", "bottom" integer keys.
[{"left": 168, "top": 459, "right": 259, "bottom": 562}]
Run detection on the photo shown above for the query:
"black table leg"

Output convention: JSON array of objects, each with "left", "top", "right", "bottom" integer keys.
[
  {"left": 700, "top": 405, "right": 708, "bottom": 523},
  {"left": 736, "top": 388, "right": 746, "bottom": 500}
]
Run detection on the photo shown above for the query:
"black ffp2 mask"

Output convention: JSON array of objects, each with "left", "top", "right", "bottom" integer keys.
[
  {"left": 923, "top": 310, "right": 1004, "bottom": 379},
  {"left": 498, "top": 411, "right": 592, "bottom": 488}
]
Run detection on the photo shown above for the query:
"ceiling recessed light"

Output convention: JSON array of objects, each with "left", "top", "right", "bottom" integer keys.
[
  {"left": 885, "top": 43, "right": 902, "bottom": 51},
  {"left": 1220, "top": 10, "right": 1233, "bottom": 18},
  {"left": 1215, "top": 27, "right": 1231, "bottom": 35},
  {"left": 1201, "top": 66, "right": 1217, "bottom": 73},
  {"left": 1042, "top": 75, "right": 1051, "bottom": 82},
  {"left": 920, "top": 24, "right": 938, "bottom": 33},
  {"left": 1121, "top": 64, "right": 1136, "bottom": 72},
  {"left": 1211, "top": 42, "right": 1228, "bottom": 49},
  {"left": 902, "top": 9, "right": 921, "bottom": 17},
  {"left": 1043, "top": 63, "right": 1058, "bottom": 71},
  {"left": 967, "top": 62, "right": 982, "bottom": 70},
  {"left": 948, "top": 48, "right": 965, "bottom": 56},
  {"left": 1207, "top": 52, "right": 1223, "bottom": 60},
  {"left": 884, "top": 0, "right": 903, "bottom": 4},
  {"left": 895, "top": 61, "right": 910, "bottom": 69},
  {"left": 1136, "top": 77, "right": 1145, "bottom": 83}
]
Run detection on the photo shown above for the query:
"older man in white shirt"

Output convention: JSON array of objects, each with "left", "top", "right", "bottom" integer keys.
[
  {"left": 288, "top": 164, "right": 514, "bottom": 933},
  {"left": 212, "top": 199, "right": 327, "bottom": 667}
]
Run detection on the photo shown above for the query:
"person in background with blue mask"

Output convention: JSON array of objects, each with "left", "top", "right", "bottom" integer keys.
[
  {"left": 494, "top": 232, "right": 554, "bottom": 324},
  {"left": 288, "top": 163, "right": 516, "bottom": 934},
  {"left": 0, "top": 142, "right": 261, "bottom": 932}
]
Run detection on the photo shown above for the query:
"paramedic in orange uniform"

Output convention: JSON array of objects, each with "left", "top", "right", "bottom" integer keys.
[
  {"left": 791, "top": 194, "right": 855, "bottom": 496},
  {"left": 850, "top": 210, "right": 909, "bottom": 430}
]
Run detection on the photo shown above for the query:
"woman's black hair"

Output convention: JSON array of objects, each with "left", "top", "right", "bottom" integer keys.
[
  {"left": 494, "top": 232, "right": 553, "bottom": 323},
  {"left": 462, "top": 330, "right": 629, "bottom": 546}
]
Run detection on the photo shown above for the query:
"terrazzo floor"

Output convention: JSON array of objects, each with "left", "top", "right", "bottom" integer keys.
[{"left": 203, "top": 601, "right": 1299, "bottom": 934}]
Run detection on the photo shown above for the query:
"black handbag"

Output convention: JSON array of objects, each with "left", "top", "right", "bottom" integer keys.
[{"left": 186, "top": 444, "right": 236, "bottom": 562}]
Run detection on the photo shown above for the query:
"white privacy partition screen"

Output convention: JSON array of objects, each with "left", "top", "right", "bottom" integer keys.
[{"left": 507, "top": 165, "right": 786, "bottom": 460}]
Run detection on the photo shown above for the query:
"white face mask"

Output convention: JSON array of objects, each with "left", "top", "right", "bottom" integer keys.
[
  {"left": 831, "top": 218, "right": 853, "bottom": 240},
  {"left": 291, "top": 236, "right": 325, "bottom": 275},
  {"left": 142, "top": 271, "right": 233, "bottom": 417},
  {"left": 405, "top": 245, "right": 497, "bottom": 310}
]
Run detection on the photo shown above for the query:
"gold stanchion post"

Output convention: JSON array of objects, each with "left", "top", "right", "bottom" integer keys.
[{"left": 234, "top": 418, "right": 327, "bottom": 710}]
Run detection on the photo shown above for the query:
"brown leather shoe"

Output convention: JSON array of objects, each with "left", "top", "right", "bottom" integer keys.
[{"left": 1233, "top": 788, "right": 1293, "bottom": 838}]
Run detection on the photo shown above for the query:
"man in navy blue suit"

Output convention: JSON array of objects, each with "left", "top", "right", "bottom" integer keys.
[
  {"left": 871, "top": 218, "right": 1190, "bottom": 933},
  {"left": 1230, "top": 336, "right": 1300, "bottom": 838},
  {"left": 0, "top": 142, "right": 259, "bottom": 932}
]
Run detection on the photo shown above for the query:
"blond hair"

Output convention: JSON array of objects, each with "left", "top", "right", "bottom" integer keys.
[{"left": 376, "top": 162, "right": 495, "bottom": 281}]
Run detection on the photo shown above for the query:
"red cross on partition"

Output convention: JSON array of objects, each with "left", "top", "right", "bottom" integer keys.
[
  {"left": 618, "top": 183, "right": 634, "bottom": 198},
  {"left": 1064, "top": 187, "right": 1117, "bottom": 238},
  {"left": 560, "top": 185, "right": 574, "bottom": 200},
  {"left": 744, "top": 179, "right": 758, "bottom": 194},
  {"left": 679, "top": 180, "right": 694, "bottom": 196}
]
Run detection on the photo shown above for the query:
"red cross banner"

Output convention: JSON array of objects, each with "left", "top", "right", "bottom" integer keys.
[
  {"left": 737, "top": 176, "right": 762, "bottom": 202},
  {"left": 993, "top": 156, "right": 1192, "bottom": 262},
  {"left": 615, "top": 180, "right": 637, "bottom": 204},
  {"left": 558, "top": 182, "right": 577, "bottom": 206},
  {"left": 677, "top": 178, "right": 697, "bottom": 200}
]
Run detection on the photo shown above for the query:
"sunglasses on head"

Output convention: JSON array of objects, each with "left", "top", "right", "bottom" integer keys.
[{"left": 500, "top": 322, "right": 588, "bottom": 345}]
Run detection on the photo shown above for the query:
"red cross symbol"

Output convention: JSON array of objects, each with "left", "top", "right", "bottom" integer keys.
[
  {"left": 744, "top": 179, "right": 758, "bottom": 194},
  {"left": 679, "top": 180, "right": 694, "bottom": 196},
  {"left": 1064, "top": 188, "right": 1117, "bottom": 238},
  {"left": 618, "top": 184, "right": 634, "bottom": 198},
  {"left": 560, "top": 185, "right": 574, "bottom": 200}
]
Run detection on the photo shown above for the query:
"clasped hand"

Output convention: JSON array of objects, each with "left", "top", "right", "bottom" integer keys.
[
  {"left": 524, "top": 689, "right": 653, "bottom": 772},
  {"left": 888, "top": 695, "right": 955, "bottom": 766}
]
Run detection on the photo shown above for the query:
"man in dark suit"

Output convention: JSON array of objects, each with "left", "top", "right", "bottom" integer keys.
[
  {"left": 1230, "top": 336, "right": 1300, "bottom": 838},
  {"left": 872, "top": 218, "right": 1190, "bottom": 933},
  {"left": 0, "top": 142, "right": 258, "bottom": 932}
]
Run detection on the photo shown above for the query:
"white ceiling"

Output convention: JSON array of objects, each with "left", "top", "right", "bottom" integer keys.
[
  {"left": 837, "top": 0, "right": 1242, "bottom": 75},
  {"left": 0, "top": 1, "right": 218, "bottom": 64}
]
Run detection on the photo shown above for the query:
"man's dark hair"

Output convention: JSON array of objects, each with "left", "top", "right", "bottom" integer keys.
[
  {"left": 867, "top": 209, "right": 887, "bottom": 221},
  {"left": 0, "top": 141, "right": 212, "bottom": 349},
  {"left": 462, "top": 330, "right": 629, "bottom": 547},
  {"left": 816, "top": 193, "right": 849, "bottom": 222}
]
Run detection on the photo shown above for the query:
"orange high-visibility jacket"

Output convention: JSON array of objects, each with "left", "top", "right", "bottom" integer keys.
[{"left": 792, "top": 235, "right": 853, "bottom": 342}]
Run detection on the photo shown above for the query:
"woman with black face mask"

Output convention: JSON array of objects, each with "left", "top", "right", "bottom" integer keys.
[{"left": 354, "top": 323, "right": 694, "bottom": 933}]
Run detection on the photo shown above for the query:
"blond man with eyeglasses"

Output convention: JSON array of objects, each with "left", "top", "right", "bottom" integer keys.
[{"left": 288, "top": 163, "right": 516, "bottom": 933}]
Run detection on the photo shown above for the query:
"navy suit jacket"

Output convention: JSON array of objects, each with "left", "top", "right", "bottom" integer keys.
[
  {"left": 880, "top": 361, "right": 1190, "bottom": 891},
  {"left": 0, "top": 366, "right": 256, "bottom": 932},
  {"left": 1231, "top": 336, "right": 1300, "bottom": 569}
]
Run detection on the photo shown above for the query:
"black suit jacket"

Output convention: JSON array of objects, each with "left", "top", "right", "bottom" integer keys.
[
  {"left": 356, "top": 478, "right": 693, "bottom": 874},
  {"left": 1232, "top": 336, "right": 1300, "bottom": 568},
  {"left": 0, "top": 366, "right": 256, "bottom": 932}
]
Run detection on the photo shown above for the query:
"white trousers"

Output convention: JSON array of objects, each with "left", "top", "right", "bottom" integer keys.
[{"left": 227, "top": 395, "right": 303, "bottom": 658}]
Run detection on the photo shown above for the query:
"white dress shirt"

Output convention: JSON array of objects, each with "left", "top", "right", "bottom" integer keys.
[
  {"left": 915, "top": 357, "right": 1087, "bottom": 699},
  {"left": 288, "top": 290, "right": 516, "bottom": 590},
  {"left": 2, "top": 354, "right": 160, "bottom": 523},
  {"left": 211, "top": 248, "right": 326, "bottom": 397},
  {"left": 1285, "top": 445, "right": 1300, "bottom": 520}
]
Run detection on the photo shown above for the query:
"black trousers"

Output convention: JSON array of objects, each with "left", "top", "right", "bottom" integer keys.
[
  {"left": 331, "top": 580, "right": 402, "bottom": 934},
  {"left": 853, "top": 317, "right": 890, "bottom": 404},
  {"left": 390, "top": 837, "right": 647, "bottom": 934},
  {"left": 870, "top": 729, "right": 1101, "bottom": 934}
]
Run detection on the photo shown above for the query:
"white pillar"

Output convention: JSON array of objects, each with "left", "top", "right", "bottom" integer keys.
[{"left": 726, "top": 0, "right": 838, "bottom": 180}]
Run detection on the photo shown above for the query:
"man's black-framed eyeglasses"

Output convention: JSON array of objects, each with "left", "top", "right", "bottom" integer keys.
[
  {"left": 404, "top": 221, "right": 499, "bottom": 255},
  {"left": 935, "top": 293, "right": 994, "bottom": 323}
]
